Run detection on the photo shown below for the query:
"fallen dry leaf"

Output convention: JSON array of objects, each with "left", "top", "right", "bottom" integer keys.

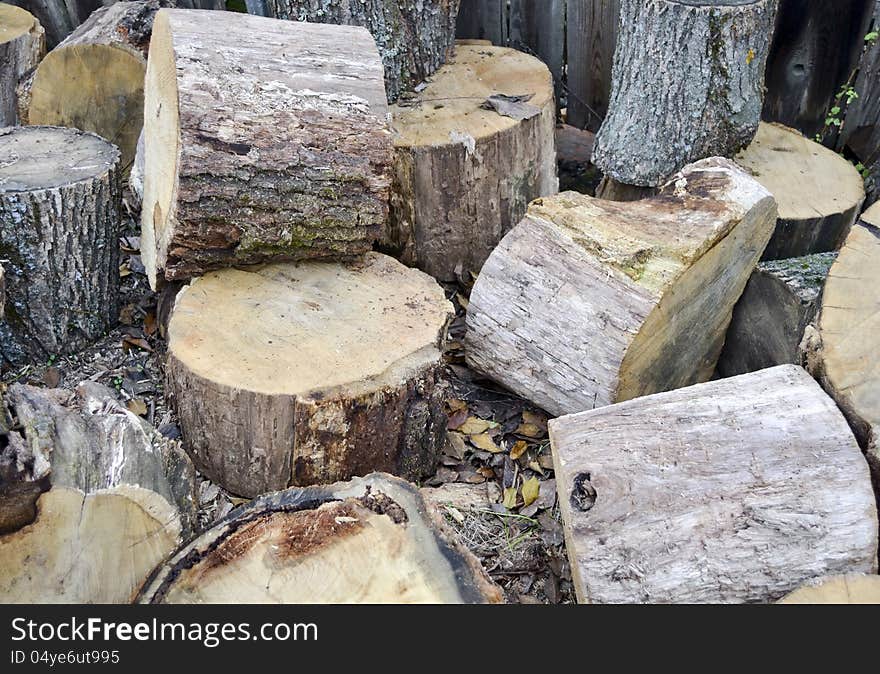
[
  {"left": 469, "top": 432, "right": 504, "bottom": 453},
  {"left": 143, "top": 312, "right": 158, "bottom": 336},
  {"left": 516, "top": 422, "right": 545, "bottom": 438},
  {"left": 127, "top": 398, "right": 148, "bottom": 416},
  {"left": 510, "top": 440, "right": 528, "bottom": 460},
  {"left": 122, "top": 336, "right": 153, "bottom": 353},
  {"left": 522, "top": 410, "right": 548, "bottom": 429},
  {"left": 459, "top": 416, "right": 497, "bottom": 435},
  {"left": 503, "top": 486, "right": 519, "bottom": 510},
  {"left": 522, "top": 477, "right": 540, "bottom": 507},
  {"left": 447, "top": 408, "right": 469, "bottom": 430}
]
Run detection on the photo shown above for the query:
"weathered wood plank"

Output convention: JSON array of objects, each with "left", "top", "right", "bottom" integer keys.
[{"left": 567, "top": 0, "right": 619, "bottom": 131}]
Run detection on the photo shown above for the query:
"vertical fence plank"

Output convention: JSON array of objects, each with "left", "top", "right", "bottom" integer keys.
[
  {"left": 508, "top": 0, "right": 566, "bottom": 97},
  {"left": 456, "top": 0, "right": 507, "bottom": 44},
  {"left": 567, "top": 0, "right": 619, "bottom": 131}
]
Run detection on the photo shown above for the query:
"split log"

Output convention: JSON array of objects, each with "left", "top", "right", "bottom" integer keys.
[
  {"left": 778, "top": 575, "right": 880, "bottom": 604},
  {"left": 736, "top": 122, "right": 866, "bottom": 259},
  {"left": 0, "top": 3, "right": 44, "bottom": 126},
  {"left": 21, "top": 1, "right": 162, "bottom": 175},
  {"left": 138, "top": 473, "right": 503, "bottom": 604},
  {"left": 716, "top": 252, "right": 835, "bottom": 377},
  {"left": 141, "top": 9, "right": 392, "bottom": 289},
  {"left": 386, "top": 44, "right": 557, "bottom": 282},
  {"left": 549, "top": 365, "right": 878, "bottom": 604},
  {"left": 166, "top": 253, "right": 453, "bottom": 498},
  {"left": 466, "top": 157, "right": 777, "bottom": 417},
  {"left": 129, "top": 128, "right": 145, "bottom": 208},
  {"left": 255, "top": 0, "right": 461, "bottom": 103},
  {"left": 0, "top": 126, "right": 121, "bottom": 367},
  {"left": 591, "top": 0, "right": 778, "bottom": 188},
  {"left": 0, "top": 382, "right": 197, "bottom": 603}
]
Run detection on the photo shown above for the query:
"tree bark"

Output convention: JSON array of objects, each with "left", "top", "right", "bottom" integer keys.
[
  {"left": 736, "top": 122, "right": 866, "bottom": 259},
  {"left": 779, "top": 575, "right": 880, "bottom": 603},
  {"left": 141, "top": 9, "right": 393, "bottom": 289},
  {"left": 0, "top": 4, "right": 45, "bottom": 126},
  {"left": 386, "top": 44, "right": 557, "bottom": 282},
  {"left": 716, "top": 252, "right": 835, "bottom": 377},
  {"left": 0, "top": 382, "right": 197, "bottom": 603},
  {"left": 591, "top": 0, "right": 778, "bottom": 187},
  {"left": 166, "top": 253, "right": 453, "bottom": 498},
  {"left": 139, "top": 473, "right": 503, "bottom": 604},
  {"left": 0, "top": 126, "right": 121, "bottom": 367},
  {"left": 466, "top": 157, "right": 777, "bottom": 417},
  {"left": 256, "top": 0, "right": 461, "bottom": 103},
  {"left": 549, "top": 364, "right": 878, "bottom": 604}
]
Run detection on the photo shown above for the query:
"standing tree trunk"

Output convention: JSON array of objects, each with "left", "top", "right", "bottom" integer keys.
[
  {"left": 256, "top": 0, "right": 461, "bottom": 103},
  {"left": 592, "top": 0, "right": 778, "bottom": 188},
  {"left": 141, "top": 9, "right": 392, "bottom": 289},
  {"left": 0, "top": 4, "right": 44, "bottom": 126},
  {"left": 0, "top": 126, "right": 121, "bottom": 367}
]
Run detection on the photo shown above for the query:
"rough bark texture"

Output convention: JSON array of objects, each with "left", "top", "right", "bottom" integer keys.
[
  {"left": 253, "top": 0, "right": 460, "bottom": 103},
  {"left": 0, "top": 4, "right": 45, "bottom": 126},
  {"left": 466, "top": 158, "right": 777, "bottom": 417},
  {"left": 0, "top": 126, "right": 121, "bottom": 367},
  {"left": 716, "top": 252, "right": 835, "bottom": 377},
  {"left": 779, "top": 574, "right": 880, "bottom": 603},
  {"left": 141, "top": 9, "right": 392, "bottom": 289},
  {"left": 736, "top": 122, "right": 866, "bottom": 259},
  {"left": 0, "top": 382, "right": 196, "bottom": 603},
  {"left": 549, "top": 365, "right": 879, "bottom": 604},
  {"left": 139, "top": 473, "right": 503, "bottom": 604},
  {"left": 0, "top": 265, "right": 4, "bottom": 320},
  {"left": 166, "top": 254, "right": 453, "bottom": 498},
  {"left": 591, "top": 0, "right": 778, "bottom": 187},
  {"left": 386, "top": 44, "right": 558, "bottom": 282},
  {"left": 21, "top": 1, "right": 163, "bottom": 174}
]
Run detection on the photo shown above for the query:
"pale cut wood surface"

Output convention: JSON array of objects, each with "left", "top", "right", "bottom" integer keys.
[
  {"left": 0, "top": 3, "right": 44, "bottom": 126},
  {"left": 549, "top": 365, "right": 878, "bottom": 604},
  {"left": 779, "top": 575, "right": 880, "bottom": 604}
]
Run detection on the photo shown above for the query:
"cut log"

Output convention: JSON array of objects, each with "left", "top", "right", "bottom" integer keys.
[
  {"left": 0, "top": 3, "right": 44, "bottom": 126},
  {"left": 736, "top": 122, "right": 866, "bottom": 259},
  {"left": 141, "top": 9, "right": 392, "bottom": 289},
  {"left": 256, "top": 0, "right": 461, "bottom": 103},
  {"left": 803, "top": 205, "right": 880, "bottom": 483},
  {"left": 386, "top": 44, "right": 557, "bottom": 282},
  {"left": 129, "top": 127, "right": 145, "bottom": 208},
  {"left": 166, "top": 253, "right": 453, "bottom": 498},
  {"left": 549, "top": 365, "right": 879, "bottom": 604},
  {"left": 138, "top": 473, "right": 504, "bottom": 604},
  {"left": 591, "top": 0, "right": 777, "bottom": 188},
  {"left": 0, "top": 126, "right": 121, "bottom": 367},
  {"left": 466, "top": 157, "right": 777, "bottom": 417},
  {"left": 778, "top": 575, "right": 880, "bottom": 604},
  {"left": 0, "top": 264, "right": 4, "bottom": 320},
  {"left": 21, "top": 1, "right": 162, "bottom": 175},
  {"left": 716, "top": 252, "right": 835, "bottom": 377},
  {"left": 0, "top": 382, "right": 197, "bottom": 603}
]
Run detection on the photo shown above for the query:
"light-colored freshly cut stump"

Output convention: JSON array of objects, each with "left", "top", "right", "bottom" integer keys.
[
  {"left": 0, "top": 126, "right": 121, "bottom": 367},
  {"left": 735, "top": 122, "right": 866, "bottom": 259},
  {"left": 166, "top": 253, "right": 453, "bottom": 498},
  {"left": 803, "top": 203, "right": 880, "bottom": 483},
  {"left": 257, "top": 0, "right": 461, "bottom": 103},
  {"left": 466, "top": 157, "right": 777, "bottom": 417},
  {"left": 0, "top": 382, "right": 197, "bottom": 603},
  {"left": 549, "top": 365, "right": 879, "bottom": 604},
  {"left": 716, "top": 252, "right": 835, "bottom": 377},
  {"left": 591, "top": 0, "right": 777, "bottom": 188},
  {"left": 20, "top": 1, "right": 161, "bottom": 175},
  {"left": 778, "top": 575, "right": 880, "bottom": 604},
  {"left": 138, "top": 473, "right": 504, "bottom": 604},
  {"left": 0, "top": 3, "right": 44, "bottom": 126},
  {"left": 141, "top": 9, "right": 392, "bottom": 288},
  {"left": 386, "top": 44, "right": 557, "bottom": 282}
]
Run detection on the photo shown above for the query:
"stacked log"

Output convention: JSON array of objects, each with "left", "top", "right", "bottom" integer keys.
[
  {"left": 387, "top": 44, "right": 557, "bottom": 282},
  {"left": 779, "top": 575, "right": 880, "bottom": 604},
  {"left": 549, "top": 365, "right": 878, "bottom": 604},
  {"left": 0, "top": 3, "right": 44, "bottom": 126},
  {"left": 0, "top": 126, "right": 121, "bottom": 367},
  {"left": 141, "top": 9, "right": 393, "bottom": 289},
  {"left": 466, "top": 158, "right": 776, "bottom": 417},
  {"left": 165, "top": 253, "right": 453, "bottom": 498}
]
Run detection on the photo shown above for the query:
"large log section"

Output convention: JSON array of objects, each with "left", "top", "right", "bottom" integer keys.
[{"left": 0, "top": 3, "right": 44, "bottom": 127}]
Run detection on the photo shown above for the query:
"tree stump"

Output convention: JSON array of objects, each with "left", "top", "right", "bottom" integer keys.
[
  {"left": 466, "top": 158, "right": 777, "bottom": 417},
  {"left": 778, "top": 575, "right": 880, "bottom": 604},
  {"left": 255, "top": 0, "right": 461, "bottom": 103},
  {"left": 716, "top": 252, "right": 835, "bottom": 377},
  {"left": 20, "top": 1, "right": 162, "bottom": 176},
  {"left": 736, "top": 122, "right": 866, "bottom": 259},
  {"left": 141, "top": 9, "right": 392, "bottom": 289},
  {"left": 0, "top": 126, "right": 121, "bottom": 367},
  {"left": 166, "top": 253, "right": 453, "bottom": 498},
  {"left": 0, "top": 3, "right": 44, "bottom": 126},
  {"left": 549, "top": 365, "right": 878, "bottom": 604},
  {"left": 590, "top": 0, "right": 778, "bottom": 188},
  {"left": 139, "top": 473, "right": 503, "bottom": 604},
  {"left": 0, "top": 382, "right": 197, "bottom": 603},
  {"left": 386, "top": 44, "right": 557, "bottom": 282}
]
